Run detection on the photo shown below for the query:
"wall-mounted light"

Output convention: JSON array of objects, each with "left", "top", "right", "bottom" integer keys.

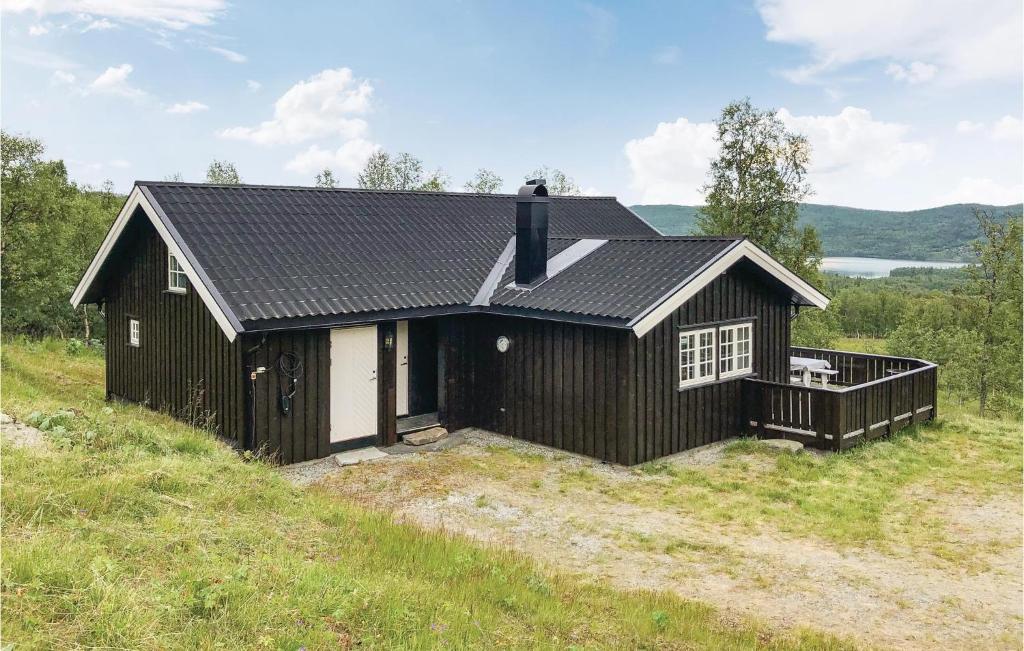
[
  {"left": 496, "top": 335, "right": 510, "bottom": 353},
  {"left": 384, "top": 332, "right": 395, "bottom": 351}
]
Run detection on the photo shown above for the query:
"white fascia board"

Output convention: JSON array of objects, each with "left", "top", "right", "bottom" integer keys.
[
  {"left": 629, "top": 240, "right": 829, "bottom": 338},
  {"left": 70, "top": 186, "right": 242, "bottom": 342}
]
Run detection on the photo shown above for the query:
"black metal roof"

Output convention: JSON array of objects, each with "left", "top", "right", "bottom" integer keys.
[
  {"left": 488, "top": 237, "right": 739, "bottom": 320},
  {"left": 139, "top": 182, "right": 663, "bottom": 326}
]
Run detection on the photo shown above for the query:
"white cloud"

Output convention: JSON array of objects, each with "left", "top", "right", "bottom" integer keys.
[
  {"left": 207, "top": 45, "right": 246, "bottom": 63},
  {"left": 108, "top": 158, "right": 131, "bottom": 168},
  {"left": 88, "top": 63, "right": 145, "bottom": 99},
  {"left": 653, "top": 45, "right": 681, "bottom": 65},
  {"left": 166, "top": 100, "right": 208, "bottom": 114},
  {"left": 954, "top": 116, "right": 1023, "bottom": 142},
  {"left": 246, "top": 79, "right": 261, "bottom": 91},
  {"left": 624, "top": 117, "right": 719, "bottom": 204},
  {"left": 2, "top": 0, "right": 226, "bottom": 29},
  {"left": 28, "top": 23, "right": 48, "bottom": 35},
  {"left": 990, "top": 116, "right": 1023, "bottom": 143},
  {"left": 82, "top": 17, "right": 116, "bottom": 32},
  {"left": 884, "top": 61, "right": 936, "bottom": 84},
  {"left": 50, "top": 69, "right": 75, "bottom": 84},
  {"left": 625, "top": 106, "right": 931, "bottom": 207},
  {"left": 777, "top": 107, "right": 931, "bottom": 177},
  {"left": 936, "top": 177, "right": 1023, "bottom": 206},
  {"left": 219, "top": 67, "right": 372, "bottom": 145},
  {"left": 285, "top": 139, "right": 379, "bottom": 176},
  {"left": 757, "top": 0, "right": 1022, "bottom": 84},
  {"left": 956, "top": 120, "right": 984, "bottom": 134}
]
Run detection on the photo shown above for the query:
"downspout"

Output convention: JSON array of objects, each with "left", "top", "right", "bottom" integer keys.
[{"left": 242, "top": 333, "right": 267, "bottom": 453}]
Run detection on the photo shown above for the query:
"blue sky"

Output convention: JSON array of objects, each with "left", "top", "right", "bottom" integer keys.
[{"left": 2, "top": 0, "right": 1021, "bottom": 209}]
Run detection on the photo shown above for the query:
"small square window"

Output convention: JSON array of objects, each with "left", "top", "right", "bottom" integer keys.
[
  {"left": 128, "top": 318, "right": 140, "bottom": 347},
  {"left": 168, "top": 252, "right": 187, "bottom": 293}
]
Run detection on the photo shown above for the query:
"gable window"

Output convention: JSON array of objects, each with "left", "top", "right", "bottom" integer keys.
[
  {"left": 128, "top": 318, "right": 140, "bottom": 347},
  {"left": 719, "top": 322, "right": 753, "bottom": 379},
  {"left": 678, "top": 327, "right": 716, "bottom": 388},
  {"left": 167, "top": 252, "right": 187, "bottom": 293}
]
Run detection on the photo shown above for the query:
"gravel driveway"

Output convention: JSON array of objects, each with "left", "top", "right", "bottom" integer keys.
[{"left": 303, "top": 428, "right": 1023, "bottom": 650}]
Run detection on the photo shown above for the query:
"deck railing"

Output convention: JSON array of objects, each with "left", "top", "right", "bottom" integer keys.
[{"left": 743, "top": 348, "right": 937, "bottom": 451}]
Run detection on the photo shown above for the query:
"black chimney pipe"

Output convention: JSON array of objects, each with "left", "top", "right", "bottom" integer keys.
[{"left": 515, "top": 179, "right": 549, "bottom": 286}]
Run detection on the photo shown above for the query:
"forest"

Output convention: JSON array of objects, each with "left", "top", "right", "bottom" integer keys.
[{"left": 633, "top": 201, "right": 1023, "bottom": 261}]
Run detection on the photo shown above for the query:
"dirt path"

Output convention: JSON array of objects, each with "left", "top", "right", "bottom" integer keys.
[{"left": 311, "top": 430, "right": 1022, "bottom": 650}]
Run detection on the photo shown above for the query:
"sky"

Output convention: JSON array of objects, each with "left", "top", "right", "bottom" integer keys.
[{"left": 2, "top": 0, "right": 1022, "bottom": 210}]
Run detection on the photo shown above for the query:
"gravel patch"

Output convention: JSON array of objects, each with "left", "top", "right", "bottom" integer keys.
[
  {"left": 317, "top": 427, "right": 1023, "bottom": 651},
  {"left": 0, "top": 413, "right": 48, "bottom": 450}
]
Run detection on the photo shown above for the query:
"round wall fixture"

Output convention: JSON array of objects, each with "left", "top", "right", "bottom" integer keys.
[{"left": 496, "top": 335, "right": 510, "bottom": 353}]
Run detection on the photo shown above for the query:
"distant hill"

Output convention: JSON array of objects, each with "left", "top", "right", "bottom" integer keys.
[{"left": 630, "top": 203, "right": 1023, "bottom": 261}]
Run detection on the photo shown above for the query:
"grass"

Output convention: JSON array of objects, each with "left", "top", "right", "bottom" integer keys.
[
  {"left": 625, "top": 414, "right": 1022, "bottom": 559},
  {"left": 0, "top": 339, "right": 852, "bottom": 650}
]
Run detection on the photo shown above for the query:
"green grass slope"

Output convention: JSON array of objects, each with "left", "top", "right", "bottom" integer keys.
[
  {"left": 0, "top": 340, "right": 851, "bottom": 650},
  {"left": 631, "top": 202, "right": 1023, "bottom": 261}
]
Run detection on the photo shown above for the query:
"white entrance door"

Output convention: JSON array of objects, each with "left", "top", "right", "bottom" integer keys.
[
  {"left": 330, "top": 325, "right": 378, "bottom": 443},
  {"left": 396, "top": 320, "right": 409, "bottom": 416}
]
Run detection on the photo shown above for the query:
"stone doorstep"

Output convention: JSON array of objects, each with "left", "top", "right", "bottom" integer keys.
[
  {"left": 333, "top": 447, "right": 389, "bottom": 467},
  {"left": 402, "top": 426, "right": 448, "bottom": 446},
  {"left": 761, "top": 438, "right": 804, "bottom": 452}
]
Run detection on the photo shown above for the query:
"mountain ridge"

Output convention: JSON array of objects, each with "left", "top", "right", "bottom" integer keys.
[{"left": 630, "top": 202, "right": 1023, "bottom": 261}]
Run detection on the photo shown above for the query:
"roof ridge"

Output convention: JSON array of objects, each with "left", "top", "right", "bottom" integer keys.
[
  {"left": 135, "top": 180, "right": 617, "bottom": 200},
  {"left": 549, "top": 235, "right": 743, "bottom": 242}
]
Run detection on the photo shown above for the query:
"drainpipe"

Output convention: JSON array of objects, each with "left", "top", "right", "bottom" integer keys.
[{"left": 242, "top": 333, "right": 267, "bottom": 453}]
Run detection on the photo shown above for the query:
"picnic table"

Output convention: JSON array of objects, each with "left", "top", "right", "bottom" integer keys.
[{"left": 790, "top": 356, "right": 836, "bottom": 387}]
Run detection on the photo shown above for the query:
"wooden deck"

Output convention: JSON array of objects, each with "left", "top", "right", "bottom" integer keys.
[{"left": 744, "top": 347, "right": 938, "bottom": 451}]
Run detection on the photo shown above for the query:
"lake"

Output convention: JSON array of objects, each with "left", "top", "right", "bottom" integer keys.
[{"left": 822, "top": 256, "right": 969, "bottom": 278}]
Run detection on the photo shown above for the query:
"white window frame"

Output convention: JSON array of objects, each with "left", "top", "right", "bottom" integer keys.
[
  {"left": 167, "top": 252, "right": 187, "bottom": 293},
  {"left": 678, "top": 326, "right": 717, "bottom": 388},
  {"left": 128, "top": 318, "right": 140, "bottom": 347},
  {"left": 719, "top": 321, "right": 753, "bottom": 379}
]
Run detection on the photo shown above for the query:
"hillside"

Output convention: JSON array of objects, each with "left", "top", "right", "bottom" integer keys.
[{"left": 631, "top": 202, "right": 1023, "bottom": 261}]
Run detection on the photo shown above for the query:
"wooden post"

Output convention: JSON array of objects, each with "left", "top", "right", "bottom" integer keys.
[
  {"left": 811, "top": 388, "right": 827, "bottom": 443},
  {"left": 913, "top": 370, "right": 921, "bottom": 427},
  {"left": 888, "top": 376, "right": 897, "bottom": 436}
]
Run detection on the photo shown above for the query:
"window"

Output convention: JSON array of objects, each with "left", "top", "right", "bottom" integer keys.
[
  {"left": 719, "top": 322, "right": 753, "bottom": 378},
  {"left": 678, "top": 327, "right": 716, "bottom": 388},
  {"left": 167, "top": 252, "right": 187, "bottom": 293},
  {"left": 128, "top": 318, "right": 140, "bottom": 347},
  {"left": 679, "top": 321, "right": 755, "bottom": 388}
]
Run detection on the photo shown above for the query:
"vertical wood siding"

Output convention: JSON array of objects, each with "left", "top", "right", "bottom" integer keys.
[
  {"left": 440, "top": 265, "right": 791, "bottom": 466},
  {"left": 632, "top": 266, "right": 791, "bottom": 463},
  {"left": 439, "top": 314, "right": 636, "bottom": 464},
  {"left": 246, "top": 329, "right": 331, "bottom": 464},
  {"left": 104, "top": 218, "right": 244, "bottom": 444}
]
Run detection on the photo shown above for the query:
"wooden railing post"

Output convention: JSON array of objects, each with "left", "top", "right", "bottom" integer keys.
[
  {"left": 832, "top": 391, "right": 845, "bottom": 452},
  {"left": 888, "top": 377, "right": 897, "bottom": 436}
]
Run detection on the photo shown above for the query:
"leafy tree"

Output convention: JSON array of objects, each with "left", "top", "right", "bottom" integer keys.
[
  {"left": 696, "top": 98, "right": 823, "bottom": 282},
  {"left": 1, "top": 131, "right": 118, "bottom": 340},
  {"left": 314, "top": 168, "right": 337, "bottom": 188},
  {"left": 464, "top": 168, "right": 503, "bottom": 194},
  {"left": 525, "top": 167, "right": 581, "bottom": 195},
  {"left": 206, "top": 160, "right": 241, "bottom": 184},
  {"left": 357, "top": 150, "right": 449, "bottom": 191},
  {"left": 791, "top": 308, "right": 840, "bottom": 348},
  {"left": 964, "top": 209, "right": 1022, "bottom": 417}
]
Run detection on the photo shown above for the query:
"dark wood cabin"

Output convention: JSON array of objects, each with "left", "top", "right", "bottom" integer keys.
[{"left": 73, "top": 180, "right": 839, "bottom": 465}]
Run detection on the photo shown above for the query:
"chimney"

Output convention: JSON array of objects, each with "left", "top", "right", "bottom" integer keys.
[{"left": 515, "top": 179, "right": 549, "bottom": 286}]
